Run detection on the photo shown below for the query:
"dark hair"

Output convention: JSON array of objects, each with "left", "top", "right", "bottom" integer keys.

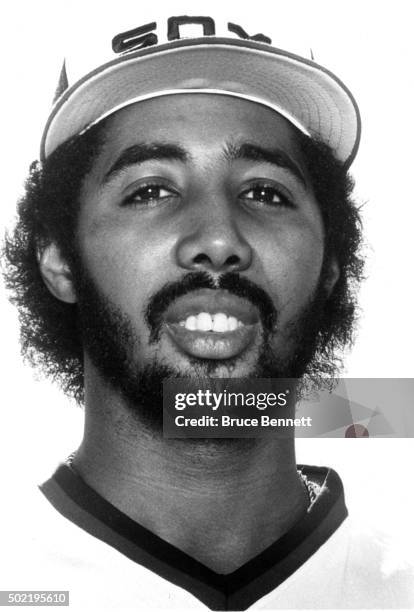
[
  {"left": 298, "top": 136, "right": 364, "bottom": 382},
  {"left": 3, "top": 122, "right": 106, "bottom": 401},
  {"left": 3, "top": 121, "right": 364, "bottom": 402}
]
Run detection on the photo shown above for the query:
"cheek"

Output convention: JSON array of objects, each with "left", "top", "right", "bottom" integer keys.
[
  {"left": 76, "top": 215, "right": 175, "bottom": 313},
  {"left": 257, "top": 224, "right": 325, "bottom": 315}
]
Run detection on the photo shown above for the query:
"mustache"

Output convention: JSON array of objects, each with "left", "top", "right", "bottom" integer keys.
[{"left": 145, "top": 271, "right": 277, "bottom": 342}]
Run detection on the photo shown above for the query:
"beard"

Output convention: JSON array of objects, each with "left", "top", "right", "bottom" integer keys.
[{"left": 74, "top": 266, "right": 333, "bottom": 432}]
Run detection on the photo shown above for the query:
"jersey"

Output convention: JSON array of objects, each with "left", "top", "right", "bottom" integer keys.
[{"left": 2, "top": 463, "right": 413, "bottom": 610}]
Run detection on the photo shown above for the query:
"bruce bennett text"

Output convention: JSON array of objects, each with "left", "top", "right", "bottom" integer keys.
[{"left": 174, "top": 416, "right": 313, "bottom": 427}]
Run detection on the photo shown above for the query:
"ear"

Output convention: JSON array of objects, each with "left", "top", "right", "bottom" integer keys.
[
  {"left": 38, "top": 243, "right": 77, "bottom": 304},
  {"left": 324, "top": 257, "right": 340, "bottom": 296}
]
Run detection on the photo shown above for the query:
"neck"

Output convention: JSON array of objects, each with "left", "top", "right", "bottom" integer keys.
[{"left": 73, "top": 377, "right": 308, "bottom": 574}]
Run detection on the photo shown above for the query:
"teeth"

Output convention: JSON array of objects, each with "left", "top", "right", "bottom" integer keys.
[
  {"left": 186, "top": 315, "right": 197, "bottom": 331},
  {"left": 212, "top": 313, "right": 227, "bottom": 332},
  {"left": 198, "top": 312, "right": 212, "bottom": 331},
  {"left": 180, "top": 312, "right": 244, "bottom": 332},
  {"left": 228, "top": 316, "right": 238, "bottom": 331}
]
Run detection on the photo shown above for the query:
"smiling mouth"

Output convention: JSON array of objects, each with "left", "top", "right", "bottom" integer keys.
[{"left": 162, "top": 290, "right": 261, "bottom": 360}]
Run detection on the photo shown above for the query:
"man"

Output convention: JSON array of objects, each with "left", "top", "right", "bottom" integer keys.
[{"left": 3, "top": 15, "right": 413, "bottom": 610}]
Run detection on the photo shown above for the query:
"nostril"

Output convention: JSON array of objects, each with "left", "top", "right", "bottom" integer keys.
[
  {"left": 226, "top": 255, "right": 240, "bottom": 267},
  {"left": 193, "top": 253, "right": 211, "bottom": 265}
]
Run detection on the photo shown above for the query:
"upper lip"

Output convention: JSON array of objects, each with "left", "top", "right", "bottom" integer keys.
[{"left": 164, "top": 289, "right": 260, "bottom": 326}]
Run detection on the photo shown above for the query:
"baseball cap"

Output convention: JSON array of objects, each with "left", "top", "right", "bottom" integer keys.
[{"left": 40, "top": 15, "right": 361, "bottom": 167}]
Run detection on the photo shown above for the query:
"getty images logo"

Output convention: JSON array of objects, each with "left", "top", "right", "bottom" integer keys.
[{"left": 174, "top": 388, "right": 289, "bottom": 411}]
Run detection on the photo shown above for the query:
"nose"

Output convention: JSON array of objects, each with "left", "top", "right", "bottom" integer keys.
[{"left": 175, "top": 198, "right": 253, "bottom": 274}]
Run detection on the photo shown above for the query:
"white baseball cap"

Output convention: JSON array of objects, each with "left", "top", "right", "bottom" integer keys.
[{"left": 40, "top": 15, "right": 361, "bottom": 167}]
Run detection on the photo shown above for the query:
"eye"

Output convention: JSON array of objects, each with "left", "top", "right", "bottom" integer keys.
[
  {"left": 239, "top": 183, "right": 294, "bottom": 208},
  {"left": 121, "top": 182, "right": 178, "bottom": 206}
]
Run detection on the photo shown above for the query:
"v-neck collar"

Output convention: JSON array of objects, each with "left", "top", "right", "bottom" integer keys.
[{"left": 40, "top": 463, "right": 347, "bottom": 610}]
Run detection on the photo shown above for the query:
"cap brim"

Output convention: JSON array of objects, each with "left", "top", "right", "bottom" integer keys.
[{"left": 41, "top": 37, "right": 361, "bottom": 166}]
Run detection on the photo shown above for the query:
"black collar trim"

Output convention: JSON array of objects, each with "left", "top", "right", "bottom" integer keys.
[{"left": 40, "top": 464, "right": 347, "bottom": 610}]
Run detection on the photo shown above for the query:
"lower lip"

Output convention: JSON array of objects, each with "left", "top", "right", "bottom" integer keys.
[{"left": 165, "top": 323, "right": 259, "bottom": 360}]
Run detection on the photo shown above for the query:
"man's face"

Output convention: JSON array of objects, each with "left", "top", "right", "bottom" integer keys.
[{"left": 75, "top": 94, "right": 330, "bottom": 391}]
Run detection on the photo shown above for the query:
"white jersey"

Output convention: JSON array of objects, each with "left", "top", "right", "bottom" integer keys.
[{"left": 1, "top": 463, "right": 413, "bottom": 610}]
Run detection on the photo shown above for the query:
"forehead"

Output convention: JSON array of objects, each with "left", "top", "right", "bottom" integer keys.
[{"left": 93, "top": 93, "right": 306, "bottom": 169}]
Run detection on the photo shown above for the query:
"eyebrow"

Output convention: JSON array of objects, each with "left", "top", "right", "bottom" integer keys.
[
  {"left": 223, "top": 142, "right": 307, "bottom": 187},
  {"left": 102, "top": 141, "right": 306, "bottom": 188},
  {"left": 103, "top": 143, "right": 188, "bottom": 184}
]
